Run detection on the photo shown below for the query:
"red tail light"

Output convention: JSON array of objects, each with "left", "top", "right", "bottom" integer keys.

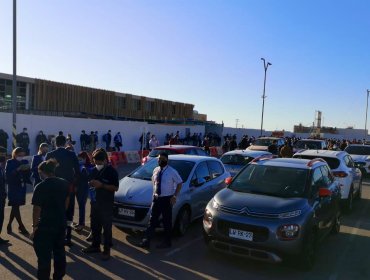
[
  {"left": 332, "top": 171, "right": 348, "bottom": 178},
  {"left": 319, "top": 188, "right": 332, "bottom": 197},
  {"left": 141, "top": 156, "right": 148, "bottom": 165}
]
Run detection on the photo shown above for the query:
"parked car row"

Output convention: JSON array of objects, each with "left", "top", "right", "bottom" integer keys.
[{"left": 113, "top": 144, "right": 366, "bottom": 270}]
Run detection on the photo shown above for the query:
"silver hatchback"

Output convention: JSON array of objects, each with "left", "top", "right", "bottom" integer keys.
[{"left": 113, "top": 155, "right": 230, "bottom": 235}]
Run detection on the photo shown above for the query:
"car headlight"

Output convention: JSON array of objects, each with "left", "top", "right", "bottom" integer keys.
[
  {"left": 277, "top": 224, "right": 300, "bottom": 240},
  {"left": 278, "top": 210, "right": 302, "bottom": 219},
  {"left": 203, "top": 209, "right": 213, "bottom": 229},
  {"left": 211, "top": 199, "right": 220, "bottom": 210}
]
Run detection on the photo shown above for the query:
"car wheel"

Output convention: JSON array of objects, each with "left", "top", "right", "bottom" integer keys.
[
  {"left": 355, "top": 181, "right": 362, "bottom": 200},
  {"left": 345, "top": 189, "right": 354, "bottom": 213},
  {"left": 331, "top": 213, "right": 341, "bottom": 234},
  {"left": 174, "top": 207, "right": 191, "bottom": 236},
  {"left": 299, "top": 230, "right": 316, "bottom": 271}
]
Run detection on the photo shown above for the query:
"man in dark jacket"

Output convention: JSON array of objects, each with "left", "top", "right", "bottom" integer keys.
[
  {"left": 35, "top": 131, "right": 48, "bottom": 149},
  {"left": 46, "top": 135, "right": 80, "bottom": 246},
  {"left": 0, "top": 146, "right": 8, "bottom": 244},
  {"left": 0, "top": 130, "right": 9, "bottom": 151},
  {"left": 16, "top": 128, "right": 30, "bottom": 155},
  {"left": 102, "top": 130, "right": 112, "bottom": 151}
]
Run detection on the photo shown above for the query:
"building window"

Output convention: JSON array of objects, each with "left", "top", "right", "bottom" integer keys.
[
  {"left": 172, "top": 105, "right": 176, "bottom": 115},
  {"left": 133, "top": 99, "right": 141, "bottom": 111},
  {"left": 0, "top": 78, "right": 27, "bottom": 110}
]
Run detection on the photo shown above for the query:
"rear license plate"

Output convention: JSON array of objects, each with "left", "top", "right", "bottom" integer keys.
[
  {"left": 118, "top": 208, "right": 135, "bottom": 217},
  {"left": 229, "top": 228, "right": 253, "bottom": 241}
]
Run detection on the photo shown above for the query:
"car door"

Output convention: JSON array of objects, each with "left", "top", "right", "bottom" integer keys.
[
  {"left": 345, "top": 155, "right": 362, "bottom": 192},
  {"left": 206, "top": 160, "right": 226, "bottom": 196},
  {"left": 189, "top": 161, "right": 212, "bottom": 218}
]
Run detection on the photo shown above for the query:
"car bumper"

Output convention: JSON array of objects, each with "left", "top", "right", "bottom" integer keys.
[{"left": 112, "top": 202, "right": 151, "bottom": 230}]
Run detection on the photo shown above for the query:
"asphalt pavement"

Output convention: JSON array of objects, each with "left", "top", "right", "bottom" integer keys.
[{"left": 1, "top": 163, "right": 370, "bottom": 279}]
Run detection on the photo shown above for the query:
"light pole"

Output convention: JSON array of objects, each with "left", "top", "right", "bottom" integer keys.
[
  {"left": 12, "top": 0, "right": 17, "bottom": 150},
  {"left": 260, "top": 58, "right": 271, "bottom": 136},
  {"left": 365, "top": 89, "right": 370, "bottom": 141}
]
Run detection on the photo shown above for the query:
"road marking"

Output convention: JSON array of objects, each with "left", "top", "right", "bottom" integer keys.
[
  {"left": 161, "top": 260, "right": 219, "bottom": 280},
  {"left": 165, "top": 236, "right": 203, "bottom": 257}
]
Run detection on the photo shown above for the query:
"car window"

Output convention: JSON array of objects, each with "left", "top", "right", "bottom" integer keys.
[
  {"left": 319, "top": 165, "right": 333, "bottom": 187},
  {"left": 309, "top": 168, "right": 323, "bottom": 198},
  {"left": 229, "top": 164, "right": 308, "bottom": 198},
  {"left": 192, "top": 161, "right": 211, "bottom": 183},
  {"left": 293, "top": 155, "right": 340, "bottom": 169},
  {"left": 345, "top": 145, "right": 370, "bottom": 155},
  {"left": 207, "top": 160, "right": 224, "bottom": 179},
  {"left": 149, "top": 149, "right": 178, "bottom": 157},
  {"left": 294, "top": 141, "right": 322, "bottom": 150},
  {"left": 344, "top": 155, "right": 354, "bottom": 168},
  {"left": 220, "top": 154, "right": 252, "bottom": 165}
]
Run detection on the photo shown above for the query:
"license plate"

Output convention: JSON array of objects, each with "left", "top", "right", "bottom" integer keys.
[
  {"left": 118, "top": 208, "right": 135, "bottom": 217},
  {"left": 229, "top": 228, "right": 253, "bottom": 241}
]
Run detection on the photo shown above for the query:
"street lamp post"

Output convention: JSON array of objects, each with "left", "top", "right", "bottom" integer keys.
[
  {"left": 260, "top": 58, "right": 271, "bottom": 137},
  {"left": 365, "top": 89, "right": 370, "bottom": 141},
  {"left": 12, "top": 0, "right": 17, "bottom": 150}
]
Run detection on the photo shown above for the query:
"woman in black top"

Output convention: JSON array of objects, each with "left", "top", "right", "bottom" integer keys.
[{"left": 31, "top": 159, "right": 69, "bottom": 280}]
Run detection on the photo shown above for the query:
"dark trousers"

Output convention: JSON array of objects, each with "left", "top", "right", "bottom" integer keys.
[
  {"left": 65, "top": 192, "right": 75, "bottom": 241},
  {"left": 33, "top": 228, "right": 66, "bottom": 280},
  {"left": 0, "top": 198, "right": 5, "bottom": 234},
  {"left": 146, "top": 196, "right": 173, "bottom": 244},
  {"left": 91, "top": 203, "right": 113, "bottom": 252},
  {"left": 76, "top": 189, "right": 88, "bottom": 226}
]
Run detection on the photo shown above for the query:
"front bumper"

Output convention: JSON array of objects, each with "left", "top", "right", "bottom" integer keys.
[{"left": 112, "top": 202, "right": 151, "bottom": 230}]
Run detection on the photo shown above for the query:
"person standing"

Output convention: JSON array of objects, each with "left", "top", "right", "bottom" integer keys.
[
  {"left": 280, "top": 141, "right": 293, "bottom": 158},
  {"left": 82, "top": 149, "right": 118, "bottom": 261},
  {"left": 31, "top": 143, "right": 49, "bottom": 189},
  {"left": 102, "top": 130, "right": 112, "bottom": 151},
  {"left": 89, "top": 132, "right": 96, "bottom": 152},
  {"left": 149, "top": 135, "right": 159, "bottom": 150},
  {"left": 31, "top": 159, "right": 69, "bottom": 280},
  {"left": 46, "top": 135, "right": 80, "bottom": 247},
  {"left": 16, "top": 128, "right": 30, "bottom": 155},
  {"left": 36, "top": 131, "right": 48, "bottom": 150},
  {"left": 0, "top": 146, "right": 9, "bottom": 244},
  {"left": 5, "top": 147, "right": 30, "bottom": 235},
  {"left": 140, "top": 152, "right": 183, "bottom": 249},
  {"left": 0, "top": 129, "right": 9, "bottom": 152},
  {"left": 113, "top": 132, "right": 123, "bottom": 151},
  {"left": 80, "top": 130, "right": 87, "bottom": 151},
  {"left": 268, "top": 140, "right": 279, "bottom": 155}
]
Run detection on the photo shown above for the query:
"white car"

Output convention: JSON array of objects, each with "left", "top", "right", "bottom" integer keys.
[
  {"left": 113, "top": 155, "right": 230, "bottom": 235},
  {"left": 247, "top": 137, "right": 285, "bottom": 153},
  {"left": 344, "top": 144, "right": 370, "bottom": 177},
  {"left": 293, "top": 139, "right": 327, "bottom": 154},
  {"left": 293, "top": 150, "right": 362, "bottom": 212}
]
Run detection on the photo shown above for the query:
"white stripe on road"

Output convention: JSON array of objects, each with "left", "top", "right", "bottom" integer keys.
[
  {"left": 165, "top": 236, "right": 203, "bottom": 257},
  {"left": 161, "top": 260, "right": 219, "bottom": 280}
]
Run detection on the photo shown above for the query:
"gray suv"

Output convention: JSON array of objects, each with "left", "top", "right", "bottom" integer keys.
[{"left": 203, "top": 157, "right": 341, "bottom": 270}]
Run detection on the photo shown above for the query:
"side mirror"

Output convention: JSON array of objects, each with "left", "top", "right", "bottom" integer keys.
[
  {"left": 319, "top": 188, "right": 332, "bottom": 197},
  {"left": 224, "top": 177, "right": 232, "bottom": 185}
]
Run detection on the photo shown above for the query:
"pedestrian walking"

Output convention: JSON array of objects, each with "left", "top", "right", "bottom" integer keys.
[
  {"left": 113, "top": 132, "right": 123, "bottom": 151},
  {"left": 0, "top": 146, "right": 9, "bottom": 244},
  {"left": 82, "top": 148, "right": 119, "bottom": 261},
  {"left": 31, "top": 143, "right": 49, "bottom": 188},
  {"left": 5, "top": 147, "right": 30, "bottom": 235},
  {"left": 140, "top": 152, "right": 183, "bottom": 249},
  {"left": 45, "top": 135, "right": 80, "bottom": 247},
  {"left": 31, "top": 159, "right": 69, "bottom": 280}
]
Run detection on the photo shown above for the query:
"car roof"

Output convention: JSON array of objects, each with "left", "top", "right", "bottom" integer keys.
[
  {"left": 257, "top": 137, "right": 283, "bottom": 140},
  {"left": 221, "top": 150, "right": 272, "bottom": 157},
  {"left": 346, "top": 144, "right": 370, "bottom": 148},
  {"left": 294, "top": 149, "right": 347, "bottom": 158},
  {"left": 168, "top": 154, "right": 219, "bottom": 162},
  {"left": 253, "top": 157, "right": 324, "bottom": 169},
  {"left": 155, "top": 145, "right": 201, "bottom": 150},
  {"left": 296, "top": 139, "right": 325, "bottom": 142}
]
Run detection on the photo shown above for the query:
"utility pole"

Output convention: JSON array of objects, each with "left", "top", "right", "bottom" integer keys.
[
  {"left": 12, "top": 0, "right": 17, "bottom": 149},
  {"left": 260, "top": 58, "right": 272, "bottom": 137},
  {"left": 365, "top": 89, "right": 370, "bottom": 140}
]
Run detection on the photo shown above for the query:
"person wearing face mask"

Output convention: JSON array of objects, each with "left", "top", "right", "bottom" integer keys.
[
  {"left": 31, "top": 159, "right": 69, "bottom": 280},
  {"left": 82, "top": 148, "right": 118, "bottom": 261},
  {"left": 0, "top": 146, "right": 9, "bottom": 244},
  {"left": 45, "top": 135, "right": 80, "bottom": 247},
  {"left": 5, "top": 147, "right": 30, "bottom": 235},
  {"left": 140, "top": 152, "right": 183, "bottom": 249},
  {"left": 16, "top": 127, "right": 30, "bottom": 156},
  {"left": 74, "top": 151, "right": 93, "bottom": 233},
  {"left": 31, "top": 143, "right": 49, "bottom": 188}
]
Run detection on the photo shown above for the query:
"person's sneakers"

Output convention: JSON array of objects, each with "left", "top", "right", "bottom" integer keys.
[
  {"left": 82, "top": 246, "right": 101, "bottom": 254},
  {"left": 0, "top": 237, "right": 9, "bottom": 245},
  {"left": 101, "top": 250, "right": 111, "bottom": 261},
  {"left": 64, "top": 240, "right": 73, "bottom": 247},
  {"left": 139, "top": 239, "right": 150, "bottom": 249},
  {"left": 156, "top": 242, "right": 172, "bottom": 249}
]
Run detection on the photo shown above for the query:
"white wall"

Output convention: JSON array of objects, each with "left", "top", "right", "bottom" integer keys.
[{"left": 0, "top": 112, "right": 205, "bottom": 154}]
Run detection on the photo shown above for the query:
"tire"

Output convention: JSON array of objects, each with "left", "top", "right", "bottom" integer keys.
[
  {"left": 345, "top": 189, "right": 354, "bottom": 213},
  {"left": 299, "top": 230, "right": 317, "bottom": 271},
  {"left": 174, "top": 207, "right": 191, "bottom": 236},
  {"left": 331, "top": 213, "right": 341, "bottom": 234},
  {"left": 355, "top": 181, "right": 362, "bottom": 200}
]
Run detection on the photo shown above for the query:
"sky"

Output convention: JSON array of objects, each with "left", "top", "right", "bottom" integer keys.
[{"left": 0, "top": 0, "right": 370, "bottom": 131}]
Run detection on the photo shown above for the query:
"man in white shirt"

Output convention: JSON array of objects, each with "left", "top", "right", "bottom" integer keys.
[
  {"left": 149, "top": 135, "right": 159, "bottom": 150},
  {"left": 140, "top": 152, "right": 182, "bottom": 249}
]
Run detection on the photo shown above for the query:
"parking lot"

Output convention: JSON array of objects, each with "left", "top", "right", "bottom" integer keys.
[{"left": 2, "top": 163, "right": 370, "bottom": 280}]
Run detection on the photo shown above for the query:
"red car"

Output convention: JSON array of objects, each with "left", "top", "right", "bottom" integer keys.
[{"left": 141, "top": 145, "right": 209, "bottom": 165}]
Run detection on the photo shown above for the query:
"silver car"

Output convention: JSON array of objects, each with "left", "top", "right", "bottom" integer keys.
[{"left": 113, "top": 155, "right": 230, "bottom": 235}]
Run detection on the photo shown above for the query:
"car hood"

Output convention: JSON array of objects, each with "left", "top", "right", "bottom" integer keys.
[
  {"left": 115, "top": 176, "right": 153, "bottom": 206},
  {"left": 350, "top": 154, "right": 369, "bottom": 162},
  {"left": 214, "top": 188, "right": 307, "bottom": 214},
  {"left": 247, "top": 145, "right": 268, "bottom": 152}
]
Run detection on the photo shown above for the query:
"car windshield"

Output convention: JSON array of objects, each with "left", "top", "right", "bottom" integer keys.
[
  {"left": 294, "top": 141, "right": 322, "bottom": 150},
  {"left": 345, "top": 146, "right": 370, "bottom": 155},
  {"left": 221, "top": 154, "right": 253, "bottom": 165},
  {"left": 229, "top": 164, "right": 308, "bottom": 198},
  {"left": 254, "top": 139, "right": 275, "bottom": 146},
  {"left": 129, "top": 159, "right": 195, "bottom": 182},
  {"left": 149, "top": 149, "right": 179, "bottom": 157},
  {"left": 293, "top": 155, "right": 340, "bottom": 169}
]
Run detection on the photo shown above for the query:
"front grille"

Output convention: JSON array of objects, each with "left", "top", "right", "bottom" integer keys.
[
  {"left": 219, "top": 205, "right": 279, "bottom": 219},
  {"left": 113, "top": 203, "right": 150, "bottom": 222},
  {"left": 217, "top": 220, "right": 269, "bottom": 242}
]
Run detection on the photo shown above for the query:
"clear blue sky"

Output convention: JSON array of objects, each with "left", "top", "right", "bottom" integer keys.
[{"left": 1, "top": 0, "right": 369, "bottom": 131}]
